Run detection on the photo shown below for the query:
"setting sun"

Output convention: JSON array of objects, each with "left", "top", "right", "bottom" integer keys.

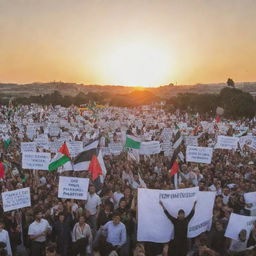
[{"left": 103, "top": 42, "right": 172, "bottom": 87}]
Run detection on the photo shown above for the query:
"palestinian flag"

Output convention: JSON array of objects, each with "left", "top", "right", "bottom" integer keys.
[
  {"left": 172, "top": 130, "right": 183, "bottom": 149},
  {"left": 84, "top": 139, "right": 99, "bottom": 151},
  {"left": 88, "top": 155, "right": 103, "bottom": 181},
  {"left": 170, "top": 159, "right": 179, "bottom": 176},
  {"left": 73, "top": 148, "right": 98, "bottom": 171},
  {"left": 124, "top": 135, "right": 141, "bottom": 149},
  {"left": 169, "top": 150, "right": 185, "bottom": 176},
  {"left": 73, "top": 148, "right": 106, "bottom": 175},
  {"left": 170, "top": 129, "right": 184, "bottom": 176},
  {"left": 0, "top": 162, "right": 5, "bottom": 179},
  {"left": 174, "top": 123, "right": 180, "bottom": 130},
  {"left": 48, "top": 143, "right": 71, "bottom": 171},
  {"left": 3, "top": 136, "right": 11, "bottom": 150},
  {"left": 215, "top": 115, "right": 221, "bottom": 123}
]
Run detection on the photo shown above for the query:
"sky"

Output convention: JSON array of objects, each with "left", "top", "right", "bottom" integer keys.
[{"left": 0, "top": 0, "right": 256, "bottom": 87}]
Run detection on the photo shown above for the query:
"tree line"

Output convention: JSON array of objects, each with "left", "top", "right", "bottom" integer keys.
[{"left": 1, "top": 87, "right": 255, "bottom": 119}]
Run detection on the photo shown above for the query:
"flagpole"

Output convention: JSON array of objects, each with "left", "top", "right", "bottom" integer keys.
[{"left": 174, "top": 173, "right": 178, "bottom": 189}]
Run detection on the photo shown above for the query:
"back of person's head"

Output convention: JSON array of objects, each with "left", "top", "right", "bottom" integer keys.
[
  {"left": 45, "top": 243, "right": 57, "bottom": 256},
  {"left": 134, "top": 243, "right": 145, "bottom": 256}
]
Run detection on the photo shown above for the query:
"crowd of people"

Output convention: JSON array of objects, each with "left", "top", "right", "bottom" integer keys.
[{"left": 0, "top": 103, "right": 256, "bottom": 256}]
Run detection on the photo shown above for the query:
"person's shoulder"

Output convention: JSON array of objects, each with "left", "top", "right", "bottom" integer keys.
[
  {"left": 119, "top": 222, "right": 126, "bottom": 228},
  {"left": 105, "top": 221, "right": 111, "bottom": 226},
  {"left": 41, "top": 218, "right": 50, "bottom": 224},
  {"left": 29, "top": 220, "right": 36, "bottom": 226},
  {"left": 1, "top": 229, "right": 8, "bottom": 234}
]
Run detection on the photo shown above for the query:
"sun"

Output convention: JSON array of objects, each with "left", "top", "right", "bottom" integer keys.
[{"left": 104, "top": 42, "right": 172, "bottom": 87}]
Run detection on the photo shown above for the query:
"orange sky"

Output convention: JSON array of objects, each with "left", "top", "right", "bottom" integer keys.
[{"left": 0, "top": 0, "right": 256, "bottom": 87}]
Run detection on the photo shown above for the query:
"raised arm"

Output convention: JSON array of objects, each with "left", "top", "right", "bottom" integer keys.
[
  {"left": 186, "top": 201, "right": 197, "bottom": 222},
  {"left": 159, "top": 200, "right": 177, "bottom": 224}
]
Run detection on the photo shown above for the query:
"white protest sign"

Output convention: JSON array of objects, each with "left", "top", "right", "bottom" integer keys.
[
  {"left": 186, "top": 146, "right": 213, "bottom": 164},
  {"left": 21, "top": 142, "right": 37, "bottom": 152},
  {"left": 239, "top": 135, "right": 256, "bottom": 150},
  {"left": 139, "top": 141, "right": 161, "bottom": 155},
  {"left": 161, "top": 141, "right": 172, "bottom": 152},
  {"left": 67, "top": 141, "right": 83, "bottom": 158},
  {"left": 2, "top": 187, "right": 31, "bottom": 212},
  {"left": 49, "top": 124, "right": 60, "bottom": 136},
  {"left": 109, "top": 143, "right": 123, "bottom": 155},
  {"left": 137, "top": 187, "right": 198, "bottom": 243},
  {"left": 58, "top": 176, "right": 89, "bottom": 200},
  {"left": 22, "top": 152, "right": 51, "bottom": 170},
  {"left": 185, "top": 136, "right": 198, "bottom": 147},
  {"left": 215, "top": 136, "right": 239, "bottom": 150},
  {"left": 26, "top": 126, "right": 36, "bottom": 140},
  {"left": 34, "top": 138, "right": 49, "bottom": 150},
  {"left": 225, "top": 213, "right": 256, "bottom": 240},
  {"left": 244, "top": 192, "right": 256, "bottom": 205},
  {"left": 244, "top": 192, "right": 256, "bottom": 215}
]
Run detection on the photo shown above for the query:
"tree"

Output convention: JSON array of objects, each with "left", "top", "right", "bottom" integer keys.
[{"left": 227, "top": 78, "right": 235, "bottom": 88}]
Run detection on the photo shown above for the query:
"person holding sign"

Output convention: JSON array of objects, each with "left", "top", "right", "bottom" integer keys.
[
  {"left": 28, "top": 210, "right": 52, "bottom": 256},
  {"left": 159, "top": 200, "right": 197, "bottom": 256}
]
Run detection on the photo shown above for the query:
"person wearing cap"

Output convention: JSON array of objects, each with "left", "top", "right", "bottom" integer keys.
[
  {"left": 28, "top": 209, "right": 52, "bottom": 256},
  {"left": 0, "top": 220, "right": 12, "bottom": 256},
  {"left": 159, "top": 200, "right": 197, "bottom": 256}
]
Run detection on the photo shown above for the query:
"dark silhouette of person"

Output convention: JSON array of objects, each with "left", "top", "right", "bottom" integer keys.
[{"left": 159, "top": 200, "right": 197, "bottom": 256}]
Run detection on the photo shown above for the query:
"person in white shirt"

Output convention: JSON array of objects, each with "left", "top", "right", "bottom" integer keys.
[
  {"left": 122, "top": 169, "right": 133, "bottom": 186},
  {"left": 132, "top": 174, "right": 142, "bottom": 189},
  {"left": 99, "top": 213, "right": 127, "bottom": 256},
  {"left": 222, "top": 187, "right": 231, "bottom": 205},
  {"left": 72, "top": 215, "right": 92, "bottom": 256},
  {"left": 0, "top": 220, "right": 12, "bottom": 256},
  {"left": 28, "top": 210, "right": 52, "bottom": 256},
  {"left": 113, "top": 185, "right": 124, "bottom": 210},
  {"left": 85, "top": 184, "right": 101, "bottom": 237}
]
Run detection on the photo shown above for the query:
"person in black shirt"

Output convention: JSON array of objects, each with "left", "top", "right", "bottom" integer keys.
[{"left": 159, "top": 200, "right": 197, "bottom": 256}]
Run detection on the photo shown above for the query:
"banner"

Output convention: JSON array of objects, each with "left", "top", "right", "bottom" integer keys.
[
  {"left": 2, "top": 188, "right": 31, "bottom": 212},
  {"left": 21, "top": 142, "right": 37, "bottom": 152},
  {"left": 215, "top": 136, "right": 239, "bottom": 150},
  {"left": 139, "top": 141, "right": 161, "bottom": 155},
  {"left": 225, "top": 213, "right": 256, "bottom": 240},
  {"left": 22, "top": 152, "right": 51, "bottom": 170},
  {"left": 138, "top": 187, "right": 198, "bottom": 243},
  {"left": 67, "top": 141, "right": 83, "bottom": 158},
  {"left": 58, "top": 176, "right": 89, "bottom": 200},
  {"left": 187, "top": 192, "right": 215, "bottom": 238},
  {"left": 186, "top": 146, "right": 213, "bottom": 164}
]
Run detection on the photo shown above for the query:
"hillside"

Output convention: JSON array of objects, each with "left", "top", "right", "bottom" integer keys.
[{"left": 0, "top": 81, "right": 256, "bottom": 100}]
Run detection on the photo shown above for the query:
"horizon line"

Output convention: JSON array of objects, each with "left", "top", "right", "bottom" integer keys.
[{"left": 1, "top": 80, "right": 256, "bottom": 89}]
